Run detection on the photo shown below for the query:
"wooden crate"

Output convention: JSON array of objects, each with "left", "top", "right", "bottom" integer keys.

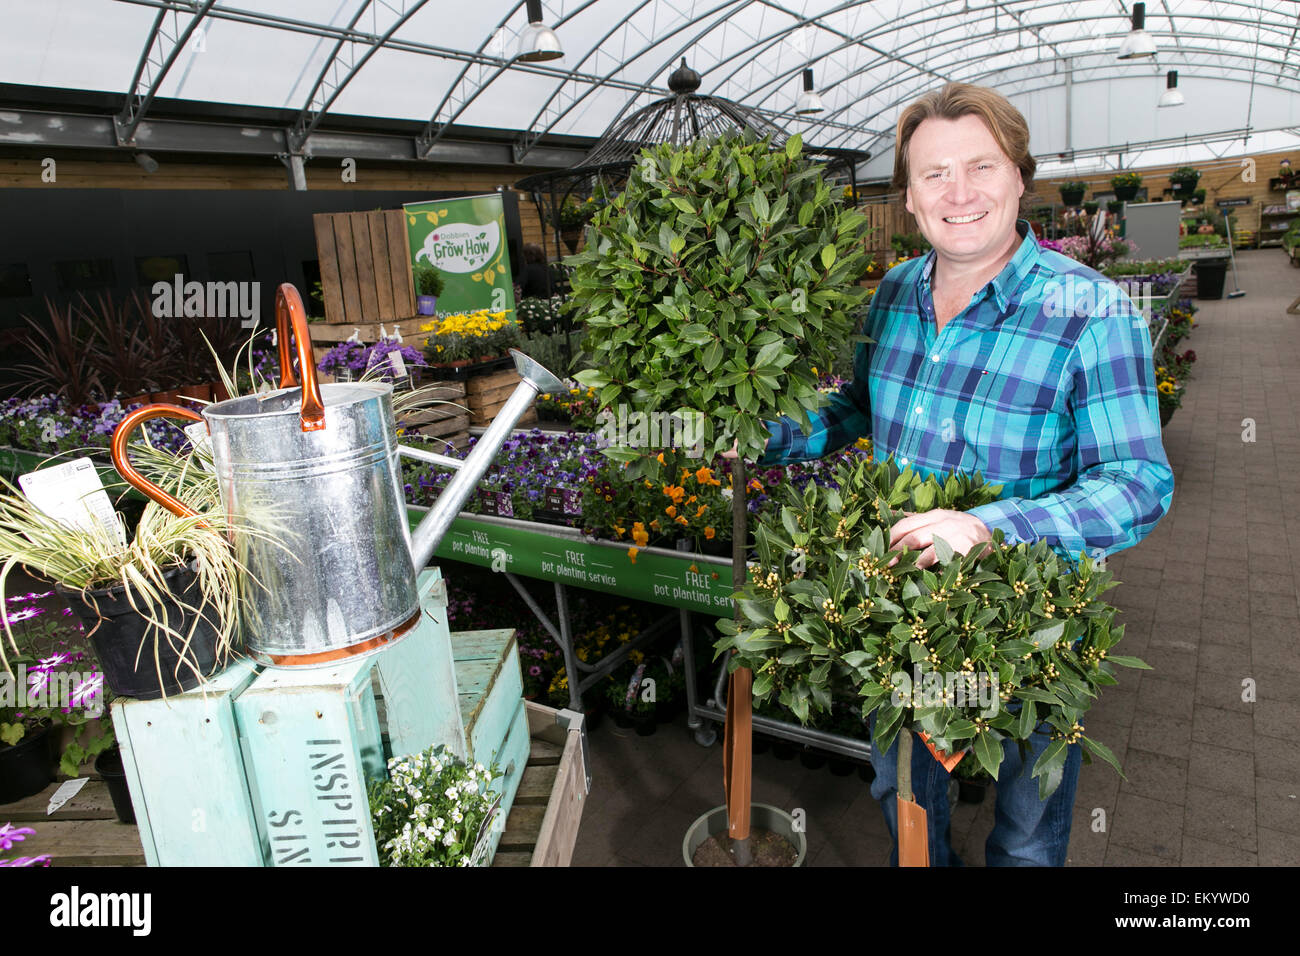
[
  {"left": 111, "top": 659, "right": 266, "bottom": 867},
  {"left": 400, "top": 381, "right": 470, "bottom": 451},
  {"left": 465, "top": 368, "right": 538, "bottom": 428},
  {"left": 314, "top": 209, "right": 415, "bottom": 325},
  {"left": 492, "top": 702, "right": 589, "bottom": 867}
]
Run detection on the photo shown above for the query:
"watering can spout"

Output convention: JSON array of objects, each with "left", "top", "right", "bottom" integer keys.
[{"left": 406, "top": 349, "right": 565, "bottom": 570}]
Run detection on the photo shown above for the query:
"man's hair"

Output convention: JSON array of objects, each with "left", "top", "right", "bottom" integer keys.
[
  {"left": 892, "top": 82, "right": 1036, "bottom": 201},
  {"left": 523, "top": 242, "right": 545, "bottom": 264}
]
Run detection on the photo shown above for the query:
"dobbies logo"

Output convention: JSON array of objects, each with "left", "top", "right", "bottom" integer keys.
[
  {"left": 49, "top": 886, "right": 151, "bottom": 936},
  {"left": 151, "top": 274, "right": 260, "bottom": 329}
]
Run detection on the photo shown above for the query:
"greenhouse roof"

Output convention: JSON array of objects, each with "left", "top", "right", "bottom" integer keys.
[{"left": 4, "top": 0, "right": 1299, "bottom": 177}]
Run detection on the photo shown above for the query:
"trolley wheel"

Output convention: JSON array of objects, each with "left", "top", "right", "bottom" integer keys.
[{"left": 693, "top": 727, "right": 718, "bottom": 748}]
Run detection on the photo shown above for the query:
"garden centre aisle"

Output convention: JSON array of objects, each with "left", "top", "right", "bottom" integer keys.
[{"left": 571, "top": 248, "right": 1300, "bottom": 867}]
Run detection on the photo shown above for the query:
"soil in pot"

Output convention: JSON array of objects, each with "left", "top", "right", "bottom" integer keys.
[
  {"left": 691, "top": 829, "right": 799, "bottom": 867},
  {"left": 94, "top": 746, "right": 136, "bottom": 824},
  {"left": 0, "top": 720, "right": 55, "bottom": 803},
  {"left": 60, "top": 562, "right": 223, "bottom": 701}
]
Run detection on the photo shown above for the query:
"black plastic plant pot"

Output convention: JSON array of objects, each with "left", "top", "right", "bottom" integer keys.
[
  {"left": 1113, "top": 185, "right": 1139, "bottom": 202},
  {"left": 1059, "top": 188, "right": 1085, "bottom": 207},
  {"left": 94, "top": 746, "right": 136, "bottom": 824},
  {"left": 798, "top": 747, "right": 827, "bottom": 771},
  {"left": 0, "top": 720, "right": 55, "bottom": 803},
  {"left": 828, "top": 757, "right": 857, "bottom": 777},
  {"left": 633, "top": 712, "right": 657, "bottom": 737},
  {"left": 1193, "top": 259, "right": 1228, "bottom": 300},
  {"left": 771, "top": 739, "right": 797, "bottom": 761},
  {"left": 60, "top": 563, "right": 222, "bottom": 702},
  {"left": 957, "top": 778, "right": 989, "bottom": 805}
]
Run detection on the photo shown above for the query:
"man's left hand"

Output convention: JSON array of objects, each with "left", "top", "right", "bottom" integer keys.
[{"left": 888, "top": 509, "right": 993, "bottom": 569}]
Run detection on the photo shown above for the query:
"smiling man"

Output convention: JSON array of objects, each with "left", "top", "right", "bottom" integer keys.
[{"left": 755, "top": 82, "right": 1174, "bottom": 866}]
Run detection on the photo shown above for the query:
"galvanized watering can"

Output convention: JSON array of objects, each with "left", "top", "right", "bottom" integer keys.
[{"left": 111, "top": 283, "right": 563, "bottom": 667}]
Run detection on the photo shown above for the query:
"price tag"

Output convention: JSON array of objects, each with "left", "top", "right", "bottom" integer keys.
[
  {"left": 19, "top": 458, "right": 126, "bottom": 547},
  {"left": 544, "top": 486, "right": 582, "bottom": 516},
  {"left": 478, "top": 490, "right": 514, "bottom": 518}
]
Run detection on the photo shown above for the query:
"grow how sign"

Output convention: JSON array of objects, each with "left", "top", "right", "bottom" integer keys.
[{"left": 403, "top": 193, "right": 516, "bottom": 318}]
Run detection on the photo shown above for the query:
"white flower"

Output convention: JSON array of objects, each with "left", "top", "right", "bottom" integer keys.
[
  {"left": 432, "top": 817, "right": 445, "bottom": 831},
  {"left": 443, "top": 830, "right": 457, "bottom": 847},
  {"left": 473, "top": 762, "right": 485, "bottom": 774},
  {"left": 451, "top": 810, "right": 463, "bottom": 824},
  {"left": 445, "top": 786, "right": 458, "bottom": 800}
]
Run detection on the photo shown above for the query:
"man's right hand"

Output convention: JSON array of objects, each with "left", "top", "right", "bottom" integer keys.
[{"left": 721, "top": 438, "right": 740, "bottom": 460}]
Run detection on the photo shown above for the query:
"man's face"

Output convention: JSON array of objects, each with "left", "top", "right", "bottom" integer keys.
[{"left": 903, "top": 114, "right": 1025, "bottom": 265}]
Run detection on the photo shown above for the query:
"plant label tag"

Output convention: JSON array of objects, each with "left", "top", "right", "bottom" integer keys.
[
  {"left": 184, "top": 422, "right": 215, "bottom": 472},
  {"left": 545, "top": 486, "right": 581, "bottom": 516},
  {"left": 388, "top": 349, "right": 408, "bottom": 379},
  {"left": 47, "top": 777, "right": 89, "bottom": 815},
  {"left": 19, "top": 458, "right": 126, "bottom": 547}
]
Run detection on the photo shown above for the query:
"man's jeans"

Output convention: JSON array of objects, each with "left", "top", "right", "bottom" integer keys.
[{"left": 868, "top": 716, "right": 1083, "bottom": 866}]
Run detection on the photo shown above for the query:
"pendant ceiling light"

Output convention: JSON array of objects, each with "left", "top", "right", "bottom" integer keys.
[
  {"left": 1157, "top": 70, "right": 1184, "bottom": 108},
  {"left": 517, "top": 0, "right": 563, "bottom": 63},
  {"left": 1117, "top": 2, "right": 1157, "bottom": 59},
  {"left": 795, "top": 68, "right": 825, "bottom": 115}
]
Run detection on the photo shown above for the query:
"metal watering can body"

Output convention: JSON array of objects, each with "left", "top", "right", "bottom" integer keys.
[{"left": 111, "top": 284, "right": 563, "bottom": 667}]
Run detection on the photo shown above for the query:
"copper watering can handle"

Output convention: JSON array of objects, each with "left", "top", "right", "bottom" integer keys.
[
  {"left": 110, "top": 404, "right": 205, "bottom": 520},
  {"left": 273, "top": 283, "right": 327, "bottom": 433}
]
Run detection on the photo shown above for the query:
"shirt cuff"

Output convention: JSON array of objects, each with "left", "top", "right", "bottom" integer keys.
[{"left": 965, "top": 499, "right": 1035, "bottom": 547}]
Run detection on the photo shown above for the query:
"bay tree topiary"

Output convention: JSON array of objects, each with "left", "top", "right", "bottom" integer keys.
[{"left": 567, "top": 132, "right": 871, "bottom": 480}]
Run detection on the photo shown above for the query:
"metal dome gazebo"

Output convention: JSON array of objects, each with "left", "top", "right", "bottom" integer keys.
[{"left": 515, "top": 56, "right": 869, "bottom": 269}]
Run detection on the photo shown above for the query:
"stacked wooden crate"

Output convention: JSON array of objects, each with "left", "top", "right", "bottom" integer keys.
[
  {"left": 313, "top": 209, "right": 415, "bottom": 326},
  {"left": 466, "top": 367, "right": 538, "bottom": 428}
]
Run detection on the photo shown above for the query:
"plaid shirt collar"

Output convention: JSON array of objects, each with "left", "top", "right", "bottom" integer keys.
[{"left": 917, "top": 219, "right": 1041, "bottom": 322}]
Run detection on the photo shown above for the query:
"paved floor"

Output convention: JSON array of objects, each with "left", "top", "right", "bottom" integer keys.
[{"left": 571, "top": 248, "right": 1300, "bottom": 867}]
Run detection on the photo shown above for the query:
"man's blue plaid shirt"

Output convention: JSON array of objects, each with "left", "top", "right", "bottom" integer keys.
[{"left": 760, "top": 221, "right": 1174, "bottom": 561}]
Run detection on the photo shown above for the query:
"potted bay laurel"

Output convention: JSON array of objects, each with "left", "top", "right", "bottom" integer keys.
[
  {"left": 716, "top": 456, "right": 1150, "bottom": 865},
  {"left": 566, "top": 130, "right": 870, "bottom": 865},
  {"left": 0, "top": 446, "right": 248, "bottom": 702}
]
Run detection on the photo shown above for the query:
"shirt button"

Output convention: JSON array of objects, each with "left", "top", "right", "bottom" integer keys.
[
  {"left": 931, "top": 354, "right": 940, "bottom": 362},
  {"left": 915, "top": 406, "right": 924, "bottom": 415},
  {"left": 900, "top": 457, "right": 910, "bottom": 466}
]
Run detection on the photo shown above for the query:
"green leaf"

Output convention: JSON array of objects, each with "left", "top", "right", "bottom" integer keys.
[
  {"left": 931, "top": 534, "right": 954, "bottom": 565},
  {"left": 1032, "top": 738, "right": 1068, "bottom": 781},
  {"left": 1104, "top": 655, "right": 1152, "bottom": 669},
  {"left": 1017, "top": 700, "right": 1037, "bottom": 739},
  {"left": 702, "top": 339, "right": 724, "bottom": 373},
  {"left": 820, "top": 244, "right": 836, "bottom": 270},
  {"left": 785, "top": 133, "right": 802, "bottom": 160},
  {"left": 1080, "top": 736, "right": 1125, "bottom": 778},
  {"left": 973, "top": 730, "right": 1002, "bottom": 778}
]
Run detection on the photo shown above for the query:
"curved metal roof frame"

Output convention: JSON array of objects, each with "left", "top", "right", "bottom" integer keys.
[{"left": 10, "top": 1, "right": 1300, "bottom": 168}]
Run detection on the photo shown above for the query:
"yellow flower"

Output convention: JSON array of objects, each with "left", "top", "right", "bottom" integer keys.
[
  {"left": 695, "top": 466, "right": 714, "bottom": 485},
  {"left": 704, "top": 526, "right": 716, "bottom": 540},
  {"left": 665, "top": 504, "right": 677, "bottom": 518},
  {"left": 632, "top": 522, "right": 649, "bottom": 547},
  {"left": 627, "top": 547, "right": 639, "bottom": 564}
]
